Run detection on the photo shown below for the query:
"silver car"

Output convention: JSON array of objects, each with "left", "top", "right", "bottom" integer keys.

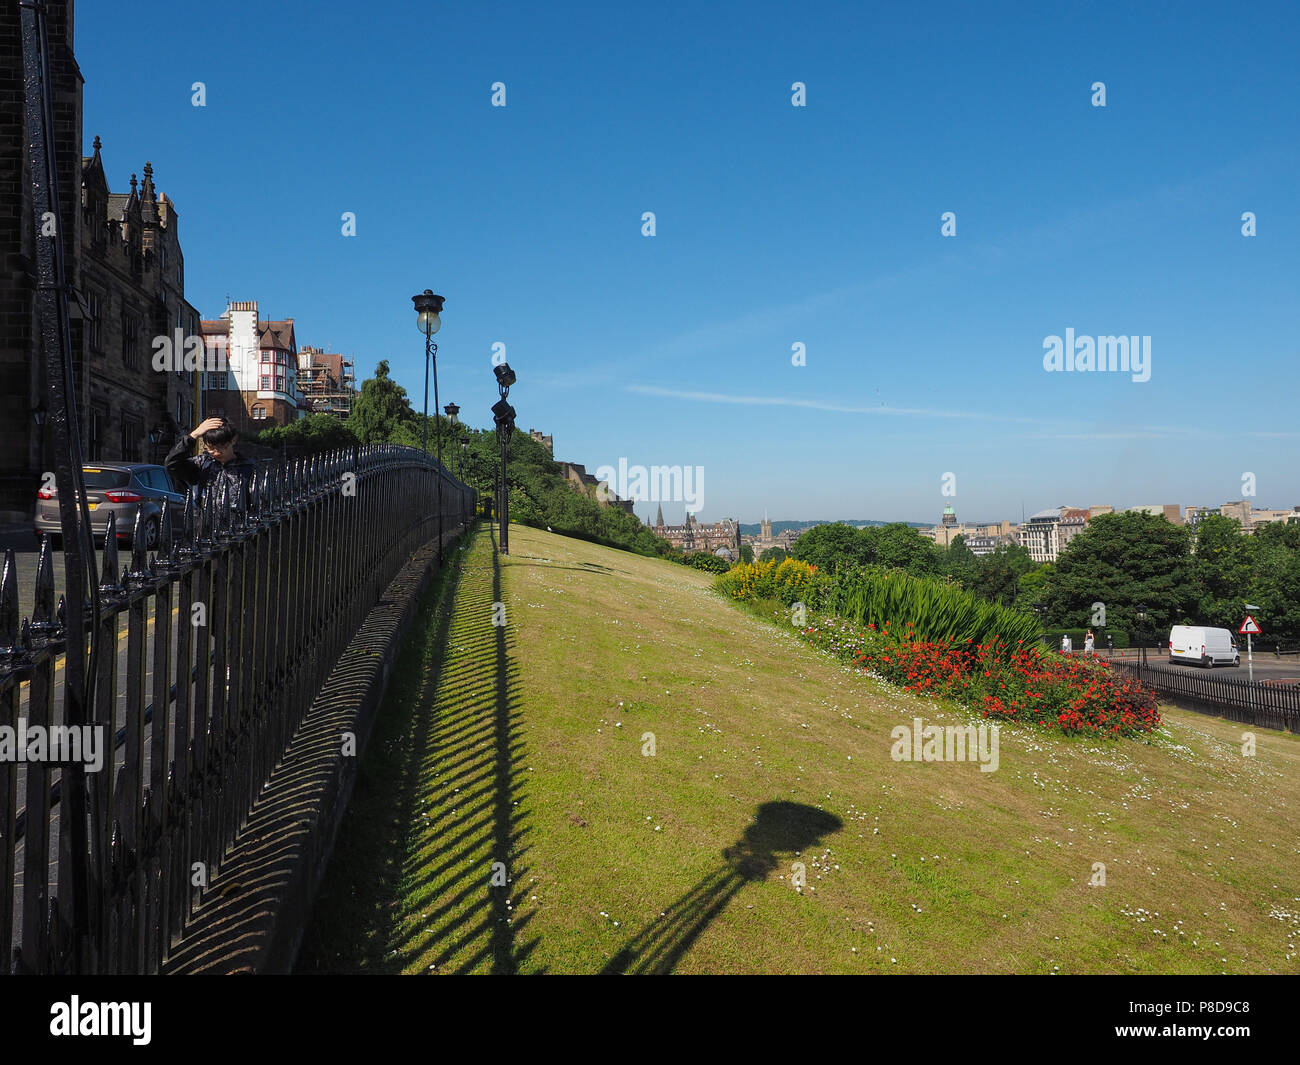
[{"left": 34, "top": 463, "right": 187, "bottom": 550}]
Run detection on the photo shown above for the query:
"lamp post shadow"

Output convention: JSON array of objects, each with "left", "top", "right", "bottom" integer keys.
[{"left": 601, "top": 801, "right": 842, "bottom": 975}]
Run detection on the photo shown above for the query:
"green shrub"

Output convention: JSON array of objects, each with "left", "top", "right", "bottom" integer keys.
[
  {"left": 836, "top": 567, "right": 1041, "bottom": 656},
  {"left": 686, "top": 552, "right": 733, "bottom": 574},
  {"left": 715, "top": 557, "right": 830, "bottom": 609}
]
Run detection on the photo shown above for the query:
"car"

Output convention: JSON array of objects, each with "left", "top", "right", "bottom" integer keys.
[
  {"left": 34, "top": 463, "right": 187, "bottom": 550},
  {"left": 1168, "top": 625, "right": 1240, "bottom": 668}
]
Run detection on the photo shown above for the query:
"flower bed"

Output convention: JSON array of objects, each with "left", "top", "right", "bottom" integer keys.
[
  {"left": 798, "top": 616, "right": 1160, "bottom": 737},
  {"left": 716, "top": 557, "right": 830, "bottom": 608}
]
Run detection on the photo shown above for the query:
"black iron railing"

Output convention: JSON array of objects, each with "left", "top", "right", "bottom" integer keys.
[
  {"left": 0, "top": 446, "right": 475, "bottom": 973},
  {"left": 1112, "top": 660, "right": 1300, "bottom": 734}
]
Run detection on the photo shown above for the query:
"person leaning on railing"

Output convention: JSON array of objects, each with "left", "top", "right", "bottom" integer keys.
[{"left": 165, "top": 416, "right": 258, "bottom": 505}]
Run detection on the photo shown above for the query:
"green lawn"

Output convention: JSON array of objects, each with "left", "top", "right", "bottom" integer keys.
[{"left": 299, "top": 523, "right": 1300, "bottom": 974}]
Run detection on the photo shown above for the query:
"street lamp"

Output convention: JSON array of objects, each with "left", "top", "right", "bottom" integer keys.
[
  {"left": 413, "top": 288, "right": 445, "bottom": 562},
  {"left": 443, "top": 402, "right": 460, "bottom": 478},
  {"left": 1136, "top": 603, "right": 1148, "bottom": 666},
  {"left": 492, "top": 363, "right": 516, "bottom": 554},
  {"left": 149, "top": 423, "right": 166, "bottom": 464}
]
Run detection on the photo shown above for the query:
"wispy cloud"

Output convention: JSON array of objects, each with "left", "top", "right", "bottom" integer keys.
[
  {"left": 624, "top": 385, "right": 1223, "bottom": 440},
  {"left": 625, "top": 383, "right": 1052, "bottom": 424}
]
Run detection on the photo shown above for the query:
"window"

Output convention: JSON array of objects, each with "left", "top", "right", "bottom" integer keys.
[
  {"left": 275, "top": 372, "right": 285, "bottom": 393},
  {"left": 86, "top": 291, "right": 101, "bottom": 351},
  {"left": 261, "top": 350, "right": 270, "bottom": 364},
  {"left": 89, "top": 406, "right": 106, "bottom": 460},
  {"left": 261, "top": 374, "right": 271, "bottom": 390},
  {"left": 120, "top": 415, "right": 143, "bottom": 461},
  {"left": 121, "top": 312, "right": 141, "bottom": 369},
  {"left": 252, "top": 404, "right": 266, "bottom": 420}
]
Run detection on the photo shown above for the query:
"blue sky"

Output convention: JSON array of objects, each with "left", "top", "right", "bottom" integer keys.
[{"left": 79, "top": 0, "right": 1299, "bottom": 526}]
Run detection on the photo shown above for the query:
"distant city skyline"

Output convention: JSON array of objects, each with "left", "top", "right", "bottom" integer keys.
[
  {"left": 78, "top": 1, "right": 1300, "bottom": 519},
  {"left": 639, "top": 497, "right": 1300, "bottom": 530}
]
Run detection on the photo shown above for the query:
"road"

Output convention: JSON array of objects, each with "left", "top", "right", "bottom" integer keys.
[{"left": 1104, "top": 647, "right": 1300, "bottom": 682}]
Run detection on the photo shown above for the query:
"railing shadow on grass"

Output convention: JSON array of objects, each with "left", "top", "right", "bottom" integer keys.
[
  {"left": 297, "top": 522, "right": 537, "bottom": 974},
  {"left": 602, "top": 801, "right": 842, "bottom": 975}
]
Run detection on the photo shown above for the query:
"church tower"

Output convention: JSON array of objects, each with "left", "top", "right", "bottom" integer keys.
[
  {"left": 655, "top": 503, "right": 664, "bottom": 531},
  {"left": 761, "top": 510, "right": 772, "bottom": 542}
]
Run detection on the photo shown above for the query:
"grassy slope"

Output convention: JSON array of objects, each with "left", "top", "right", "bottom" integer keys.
[{"left": 303, "top": 524, "right": 1300, "bottom": 974}]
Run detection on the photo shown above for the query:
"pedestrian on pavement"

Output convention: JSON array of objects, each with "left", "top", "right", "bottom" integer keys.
[
  {"left": 1084, "top": 629, "right": 1095, "bottom": 655},
  {"left": 166, "top": 416, "right": 257, "bottom": 505},
  {"left": 1061, "top": 633, "right": 1073, "bottom": 655}
]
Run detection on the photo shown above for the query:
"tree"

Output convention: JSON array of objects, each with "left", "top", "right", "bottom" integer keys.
[
  {"left": 346, "top": 360, "right": 417, "bottom": 444},
  {"left": 739, "top": 543, "right": 755, "bottom": 564},
  {"left": 1246, "top": 523, "right": 1300, "bottom": 640},
  {"left": 790, "top": 523, "right": 866, "bottom": 572},
  {"left": 1043, "top": 511, "right": 1194, "bottom": 637},
  {"left": 864, "top": 524, "right": 942, "bottom": 576},
  {"left": 1191, "top": 514, "right": 1250, "bottom": 629},
  {"left": 1014, "top": 564, "right": 1054, "bottom": 615},
  {"left": 972, "top": 543, "right": 1034, "bottom": 605},
  {"left": 254, "top": 412, "right": 358, "bottom": 454},
  {"left": 758, "top": 546, "right": 787, "bottom": 564},
  {"left": 940, "top": 535, "right": 978, "bottom": 586}
]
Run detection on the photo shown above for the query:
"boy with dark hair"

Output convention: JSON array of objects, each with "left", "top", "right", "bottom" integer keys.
[{"left": 166, "top": 416, "right": 258, "bottom": 502}]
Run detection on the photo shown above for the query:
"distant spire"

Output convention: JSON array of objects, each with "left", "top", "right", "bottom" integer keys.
[
  {"left": 655, "top": 503, "right": 664, "bottom": 528},
  {"left": 140, "top": 161, "right": 159, "bottom": 223}
]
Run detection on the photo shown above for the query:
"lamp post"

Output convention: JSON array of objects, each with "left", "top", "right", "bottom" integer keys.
[
  {"left": 492, "top": 362, "right": 516, "bottom": 554},
  {"left": 1136, "top": 603, "right": 1148, "bottom": 666},
  {"left": 413, "top": 289, "right": 445, "bottom": 562},
  {"left": 443, "top": 402, "right": 460, "bottom": 479}
]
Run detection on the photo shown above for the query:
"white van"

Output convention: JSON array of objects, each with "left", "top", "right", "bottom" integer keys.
[{"left": 1168, "top": 625, "right": 1240, "bottom": 668}]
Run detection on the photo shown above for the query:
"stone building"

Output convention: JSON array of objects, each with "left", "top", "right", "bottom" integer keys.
[
  {"left": 1057, "top": 507, "right": 1090, "bottom": 552},
  {"left": 297, "top": 345, "right": 356, "bottom": 420},
  {"left": 528, "top": 428, "right": 553, "bottom": 454},
  {"left": 200, "top": 301, "right": 307, "bottom": 434},
  {"left": 654, "top": 505, "right": 742, "bottom": 560},
  {"left": 923, "top": 506, "right": 1017, "bottom": 554},
  {"left": 0, "top": 1, "right": 201, "bottom": 518},
  {"left": 749, "top": 513, "right": 806, "bottom": 555},
  {"left": 559, "top": 460, "right": 635, "bottom": 515},
  {"left": 1126, "top": 504, "right": 1182, "bottom": 525},
  {"left": 78, "top": 147, "right": 201, "bottom": 462},
  {"left": 1019, "top": 507, "right": 1063, "bottom": 563}
]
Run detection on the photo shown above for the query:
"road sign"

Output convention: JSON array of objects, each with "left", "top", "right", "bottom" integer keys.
[{"left": 1239, "top": 615, "right": 1262, "bottom": 635}]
